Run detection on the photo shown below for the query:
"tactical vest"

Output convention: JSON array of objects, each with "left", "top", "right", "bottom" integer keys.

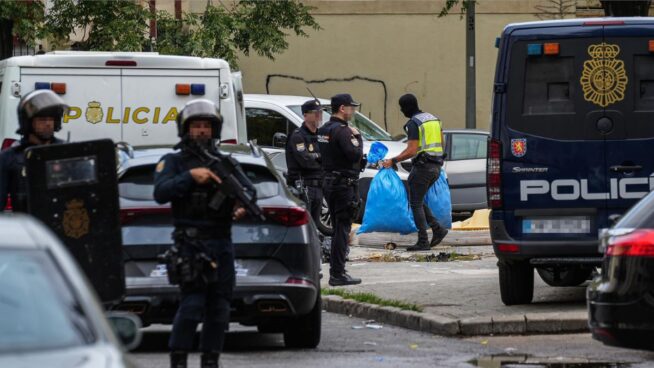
[{"left": 411, "top": 112, "right": 444, "bottom": 155}]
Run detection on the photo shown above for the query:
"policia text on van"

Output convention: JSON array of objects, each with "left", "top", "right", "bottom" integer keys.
[{"left": 488, "top": 18, "right": 654, "bottom": 305}]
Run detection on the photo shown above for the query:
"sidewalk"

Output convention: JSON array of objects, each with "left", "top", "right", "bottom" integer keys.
[{"left": 320, "top": 230, "right": 590, "bottom": 337}]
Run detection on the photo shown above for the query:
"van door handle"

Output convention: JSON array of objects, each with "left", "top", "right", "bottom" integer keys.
[{"left": 610, "top": 165, "right": 643, "bottom": 173}]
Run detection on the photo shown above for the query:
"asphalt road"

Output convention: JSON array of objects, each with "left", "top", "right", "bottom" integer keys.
[{"left": 131, "top": 312, "right": 654, "bottom": 368}]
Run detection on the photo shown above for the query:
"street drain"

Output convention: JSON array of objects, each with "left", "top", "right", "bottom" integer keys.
[{"left": 470, "top": 355, "right": 631, "bottom": 368}]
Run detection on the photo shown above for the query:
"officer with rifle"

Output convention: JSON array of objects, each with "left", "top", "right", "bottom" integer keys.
[{"left": 154, "top": 99, "right": 263, "bottom": 368}]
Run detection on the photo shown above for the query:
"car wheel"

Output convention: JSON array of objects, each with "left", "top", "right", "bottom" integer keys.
[
  {"left": 498, "top": 261, "right": 534, "bottom": 305},
  {"left": 283, "top": 293, "right": 321, "bottom": 349},
  {"left": 536, "top": 266, "right": 593, "bottom": 287},
  {"left": 317, "top": 198, "right": 334, "bottom": 236}
]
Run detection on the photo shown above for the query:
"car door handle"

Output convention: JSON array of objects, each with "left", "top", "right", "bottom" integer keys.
[{"left": 610, "top": 165, "right": 643, "bottom": 173}]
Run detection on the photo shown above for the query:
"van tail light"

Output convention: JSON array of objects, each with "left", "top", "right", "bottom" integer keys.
[
  {"left": 175, "top": 84, "right": 191, "bottom": 95},
  {"left": 106, "top": 60, "right": 137, "bottom": 67},
  {"left": 120, "top": 206, "right": 171, "bottom": 225},
  {"left": 583, "top": 20, "right": 625, "bottom": 26},
  {"left": 2, "top": 138, "right": 16, "bottom": 151},
  {"left": 487, "top": 138, "right": 503, "bottom": 209},
  {"left": 51, "top": 83, "right": 66, "bottom": 94},
  {"left": 286, "top": 277, "right": 314, "bottom": 286},
  {"left": 3, "top": 196, "right": 12, "bottom": 212},
  {"left": 263, "top": 206, "right": 309, "bottom": 227},
  {"left": 497, "top": 243, "right": 520, "bottom": 253},
  {"left": 221, "top": 139, "right": 237, "bottom": 145},
  {"left": 606, "top": 230, "right": 654, "bottom": 258}
]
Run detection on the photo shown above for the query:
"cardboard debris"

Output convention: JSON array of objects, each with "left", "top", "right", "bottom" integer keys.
[{"left": 452, "top": 209, "right": 490, "bottom": 231}]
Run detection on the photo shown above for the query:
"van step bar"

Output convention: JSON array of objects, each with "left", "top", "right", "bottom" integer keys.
[{"left": 530, "top": 257, "right": 602, "bottom": 266}]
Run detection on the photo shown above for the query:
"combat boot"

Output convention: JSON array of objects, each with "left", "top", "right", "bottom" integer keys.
[
  {"left": 170, "top": 351, "right": 187, "bottom": 368},
  {"left": 430, "top": 228, "right": 449, "bottom": 247},
  {"left": 201, "top": 352, "right": 220, "bottom": 368},
  {"left": 406, "top": 240, "right": 431, "bottom": 252}
]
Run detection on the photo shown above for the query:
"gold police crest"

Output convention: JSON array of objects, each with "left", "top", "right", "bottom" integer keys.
[
  {"left": 580, "top": 43, "right": 628, "bottom": 108},
  {"left": 62, "top": 199, "right": 90, "bottom": 239},
  {"left": 85, "top": 101, "right": 103, "bottom": 124}
]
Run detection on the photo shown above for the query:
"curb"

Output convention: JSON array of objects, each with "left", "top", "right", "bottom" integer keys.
[{"left": 321, "top": 295, "right": 589, "bottom": 337}]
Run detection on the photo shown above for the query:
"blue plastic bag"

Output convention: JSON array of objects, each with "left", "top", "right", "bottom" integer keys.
[
  {"left": 424, "top": 170, "right": 452, "bottom": 229},
  {"left": 367, "top": 141, "right": 389, "bottom": 166},
  {"left": 358, "top": 168, "right": 417, "bottom": 235}
]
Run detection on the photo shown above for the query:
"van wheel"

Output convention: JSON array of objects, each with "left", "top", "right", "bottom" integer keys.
[
  {"left": 283, "top": 294, "right": 321, "bottom": 349},
  {"left": 498, "top": 261, "right": 534, "bottom": 305},
  {"left": 537, "top": 266, "right": 593, "bottom": 287}
]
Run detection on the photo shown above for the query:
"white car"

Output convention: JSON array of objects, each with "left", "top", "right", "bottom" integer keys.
[{"left": 244, "top": 94, "right": 409, "bottom": 233}]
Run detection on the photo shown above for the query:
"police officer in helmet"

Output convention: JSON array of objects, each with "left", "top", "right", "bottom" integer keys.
[
  {"left": 382, "top": 94, "right": 448, "bottom": 251},
  {"left": 154, "top": 99, "right": 245, "bottom": 368},
  {"left": 318, "top": 93, "right": 365, "bottom": 286},
  {"left": 285, "top": 99, "right": 324, "bottom": 226},
  {"left": 0, "top": 89, "right": 67, "bottom": 212}
]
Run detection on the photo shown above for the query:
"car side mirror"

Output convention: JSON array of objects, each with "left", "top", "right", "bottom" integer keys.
[
  {"left": 106, "top": 312, "right": 142, "bottom": 351},
  {"left": 272, "top": 133, "right": 287, "bottom": 148}
]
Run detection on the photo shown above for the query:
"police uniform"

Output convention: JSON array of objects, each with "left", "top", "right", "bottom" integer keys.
[
  {"left": 0, "top": 90, "right": 67, "bottom": 212},
  {"left": 399, "top": 94, "right": 448, "bottom": 251},
  {"left": 285, "top": 100, "right": 323, "bottom": 226},
  {"left": 154, "top": 99, "right": 233, "bottom": 368},
  {"left": 318, "top": 94, "right": 365, "bottom": 286}
]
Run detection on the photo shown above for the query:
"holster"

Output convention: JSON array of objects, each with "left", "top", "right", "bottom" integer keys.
[{"left": 159, "top": 230, "right": 220, "bottom": 289}]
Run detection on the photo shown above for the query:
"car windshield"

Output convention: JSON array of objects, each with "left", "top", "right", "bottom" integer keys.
[
  {"left": 288, "top": 105, "right": 393, "bottom": 141},
  {"left": 0, "top": 249, "right": 95, "bottom": 353}
]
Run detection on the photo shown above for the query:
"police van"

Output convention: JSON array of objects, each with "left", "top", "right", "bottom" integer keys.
[
  {"left": 489, "top": 18, "right": 654, "bottom": 305},
  {"left": 0, "top": 51, "right": 247, "bottom": 150}
]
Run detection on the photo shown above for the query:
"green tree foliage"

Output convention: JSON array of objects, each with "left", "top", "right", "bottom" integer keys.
[
  {"left": 1, "top": 0, "right": 320, "bottom": 67},
  {"left": 0, "top": 1, "right": 46, "bottom": 59}
]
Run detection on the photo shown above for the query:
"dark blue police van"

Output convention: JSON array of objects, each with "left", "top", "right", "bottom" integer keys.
[{"left": 489, "top": 18, "right": 654, "bottom": 305}]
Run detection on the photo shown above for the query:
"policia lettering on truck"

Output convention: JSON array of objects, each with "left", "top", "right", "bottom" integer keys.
[
  {"left": 520, "top": 177, "right": 654, "bottom": 201},
  {"left": 64, "top": 102, "right": 179, "bottom": 125}
]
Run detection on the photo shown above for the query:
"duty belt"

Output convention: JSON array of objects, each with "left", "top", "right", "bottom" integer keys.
[
  {"left": 292, "top": 177, "right": 322, "bottom": 187},
  {"left": 325, "top": 172, "right": 358, "bottom": 186},
  {"left": 412, "top": 152, "right": 443, "bottom": 165}
]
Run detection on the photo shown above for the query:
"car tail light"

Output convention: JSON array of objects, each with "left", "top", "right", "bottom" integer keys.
[
  {"left": 263, "top": 206, "right": 309, "bottom": 227},
  {"left": 2, "top": 138, "right": 16, "bottom": 151},
  {"left": 487, "top": 138, "right": 502, "bottom": 209},
  {"left": 120, "top": 207, "right": 171, "bottom": 225},
  {"left": 497, "top": 243, "right": 519, "bottom": 253},
  {"left": 286, "top": 277, "right": 314, "bottom": 286},
  {"left": 221, "top": 139, "right": 237, "bottom": 145},
  {"left": 606, "top": 230, "right": 654, "bottom": 258}
]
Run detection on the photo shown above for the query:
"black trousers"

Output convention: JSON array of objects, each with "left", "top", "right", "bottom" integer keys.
[
  {"left": 408, "top": 161, "right": 443, "bottom": 242},
  {"left": 306, "top": 185, "right": 323, "bottom": 227},
  {"left": 169, "top": 237, "right": 234, "bottom": 353},
  {"left": 323, "top": 182, "right": 358, "bottom": 276}
]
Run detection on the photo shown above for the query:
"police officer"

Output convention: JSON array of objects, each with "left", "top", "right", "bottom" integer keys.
[
  {"left": 154, "top": 99, "right": 245, "bottom": 368},
  {"left": 382, "top": 93, "right": 448, "bottom": 251},
  {"left": 285, "top": 99, "right": 323, "bottom": 225},
  {"left": 319, "top": 93, "right": 365, "bottom": 286},
  {"left": 0, "top": 89, "right": 67, "bottom": 212}
]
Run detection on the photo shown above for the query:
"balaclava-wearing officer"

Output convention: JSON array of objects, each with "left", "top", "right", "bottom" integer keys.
[
  {"left": 154, "top": 99, "right": 245, "bottom": 368},
  {"left": 0, "top": 89, "right": 67, "bottom": 211}
]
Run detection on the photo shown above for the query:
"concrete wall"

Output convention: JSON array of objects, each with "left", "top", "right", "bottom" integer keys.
[{"left": 236, "top": 0, "right": 581, "bottom": 134}]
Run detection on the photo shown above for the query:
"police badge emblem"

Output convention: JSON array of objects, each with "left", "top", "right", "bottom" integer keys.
[
  {"left": 85, "top": 101, "right": 103, "bottom": 124},
  {"left": 62, "top": 199, "right": 90, "bottom": 239},
  {"left": 511, "top": 139, "right": 527, "bottom": 158},
  {"left": 308, "top": 143, "right": 314, "bottom": 152},
  {"left": 580, "top": 43, "right": 628, "bottom": 108}
]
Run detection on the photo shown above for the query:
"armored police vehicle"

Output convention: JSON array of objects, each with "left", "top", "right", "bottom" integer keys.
[
  {"left": 0, "top": 52, "right": 246, "bottom": 150},
  {"left": 489, "top": 18, "right": 654, "bottom": 305}
]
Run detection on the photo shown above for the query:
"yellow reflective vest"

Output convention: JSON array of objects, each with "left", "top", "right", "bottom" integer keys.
[{"left": 412, "top": 112, "right": 443, "bottom": 155}]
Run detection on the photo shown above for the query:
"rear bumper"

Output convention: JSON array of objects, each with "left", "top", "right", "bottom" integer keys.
[
  {"left": 490, "top": 218, "right": 601, "bottom": 263},
  {"left": 115, "top": 277, "right": 318, "bottom": 325},
  {"left": 587, "top": 280, "right": 654, "bottom": 350}
]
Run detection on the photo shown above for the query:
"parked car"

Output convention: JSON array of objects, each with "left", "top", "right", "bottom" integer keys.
[
  {"left": 587, "top": 189, "right": 654, "bottom": 351},
  {"left": 113, "top": 144, "right": 322, "bottom": 349},
  {"left": 0, "top": 214, "right": 141, "bottom": 368}
]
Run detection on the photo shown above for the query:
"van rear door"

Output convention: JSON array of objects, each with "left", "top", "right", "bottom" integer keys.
[
  {"left": 500, "top": 25, "right": 608, "bottom": 242},
  {"left": 20, "top": 68, "right": 122, "bottom": 143},
  {"left": 603, "top": 23, "right": 654, "bottom": 219},
  {"left": 121, "top": 69, "right": 221, "bottom": 146}
]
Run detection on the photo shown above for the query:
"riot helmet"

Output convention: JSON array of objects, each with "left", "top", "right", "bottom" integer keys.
[
  {"left": 17, "top": 89, "right": 68, "bottom": 136},
  {"left": 176, "top": 99, "right": 223, "bottom": 140}
]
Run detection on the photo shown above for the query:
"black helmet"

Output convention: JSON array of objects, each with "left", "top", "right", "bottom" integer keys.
[
  {"left": 17, "top": 89, "right": 68, "bottom": 136},
  {"left": 176, "top": 99, "right": 222, "bottom": 139}
]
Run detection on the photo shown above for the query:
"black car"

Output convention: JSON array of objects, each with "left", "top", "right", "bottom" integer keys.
[
  {"left": 587, "top": 189, "right": 654, "bottom": 351},
  {"left": 113, "top": 144, "right": 322, "bottom": 349}
]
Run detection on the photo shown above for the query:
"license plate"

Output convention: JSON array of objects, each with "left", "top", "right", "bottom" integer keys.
[{"left": 522, "top": 217, "right": 591, "bottom": 234}]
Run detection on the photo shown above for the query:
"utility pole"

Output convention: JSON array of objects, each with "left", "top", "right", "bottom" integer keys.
[{"left": 465, "top": 1, "right": 476, "bottom": 129}]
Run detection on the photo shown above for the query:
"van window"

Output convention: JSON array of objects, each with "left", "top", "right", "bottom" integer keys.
[
  {"left": 245, "top": 108, "right": 292, "bottom": 146},
  {"left": 634, "top": 56, "right": 654, "bottom": 112},
  {"left": 523, "top": 57, "right": 575, "bottom": 115},
  {"left": 450, "top": 134, "right": 487, "bottom": 161}
]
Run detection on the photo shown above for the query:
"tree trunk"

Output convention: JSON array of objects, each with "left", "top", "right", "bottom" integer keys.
[
  {"left": 600, "top": 0, "right": 651, "bottom": 16},
  {"left": 0, "top": 18, "right": 14, "bottom": 60}
]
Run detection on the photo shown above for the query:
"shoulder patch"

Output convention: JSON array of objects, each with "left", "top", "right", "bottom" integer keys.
[
  {"left": 296, "top": 143, "right": 306, "bottom": 152},
  {"left": 155, "top": 160, "right": 165, "bottom": 173},
  {"left": 350, "top": 136, "right": 360, "bottom": 147}
]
